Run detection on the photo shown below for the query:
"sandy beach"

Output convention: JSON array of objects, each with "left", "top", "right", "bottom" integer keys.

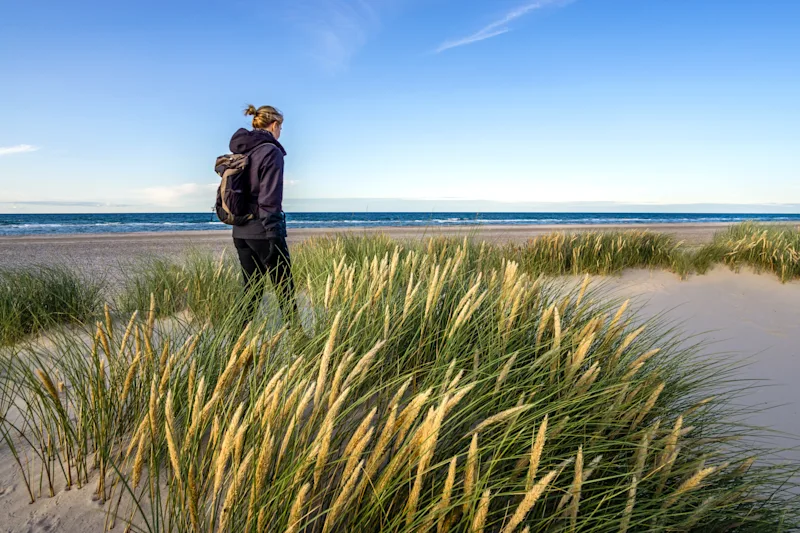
[
  {"left": 1, "top": 224, "right": 799, "bottom": 531},
  {"left": 0, "top": 223, "right": 731, "bottom": 274},
  {"left": 5, "top": 0, "right": 799, "bottom": 526}
]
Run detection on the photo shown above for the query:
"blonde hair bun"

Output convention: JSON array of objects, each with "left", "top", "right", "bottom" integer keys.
[{"left": 244, "top": 104, "right": 283, "bottom": 130}]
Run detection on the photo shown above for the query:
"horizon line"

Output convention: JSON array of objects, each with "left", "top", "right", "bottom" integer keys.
[{"left": 3, "top": 209, "right": 800, "bottom": 215}]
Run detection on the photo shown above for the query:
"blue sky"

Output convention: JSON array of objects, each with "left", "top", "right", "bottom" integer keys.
[{"left": 1, "top": 0, "right": 799, "bottom": 213}]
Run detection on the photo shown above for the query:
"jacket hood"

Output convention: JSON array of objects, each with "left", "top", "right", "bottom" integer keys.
[{"left": 229, "top": 128, "right": 287, "bottom": 156}]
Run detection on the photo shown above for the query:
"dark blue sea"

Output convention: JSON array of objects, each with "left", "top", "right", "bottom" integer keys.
[{"left": 1, "top": 213, "right": 799, "bottom": 237}]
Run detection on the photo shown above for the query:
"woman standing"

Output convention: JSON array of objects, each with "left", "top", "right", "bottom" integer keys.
[{"left": 229, "top": 105, "right": 298, "bottom": 326}]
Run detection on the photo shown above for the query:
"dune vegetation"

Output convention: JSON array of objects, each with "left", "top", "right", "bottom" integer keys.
[
  {"left": 292, "top": 221, "right": 800, "bottom": 283},
  {"left": 694, "top": 222, "right": 800, "bottom": 283},
  {"left": 0, "top": 265, "right": 104, "bottom": 345},
  {"left": 1, "top": 222, "right": 798, "bottom": 350},
  {"left": 1, "top": 224, "right": 799, "bottom": 532}
]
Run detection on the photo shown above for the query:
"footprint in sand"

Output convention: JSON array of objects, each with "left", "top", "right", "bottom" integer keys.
[{"left": 23, "top": 515, "right": 60, "bottom": 533}]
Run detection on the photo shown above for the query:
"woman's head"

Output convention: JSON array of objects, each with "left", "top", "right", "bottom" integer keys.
[{"left": 244, "top": 105, "right": 283, "bottom": 139}]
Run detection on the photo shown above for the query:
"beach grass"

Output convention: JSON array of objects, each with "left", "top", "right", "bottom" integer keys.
[
  {"left": 1, "top": 236, "right": 798, "bottom": 532},
  {"left": 0, "top": 265, "right": 104, "bottom": 345},
  {"left": 116, "top": 250, "right": 242, "bottom": 325},
  {"left": 2, "top": 221, "right": 791, "bottom": 347},
  {"left": 293, "top": 222, "right": 800, "bottom": 282},
  {"left": 694, "top": 222, "right": 800, "bottom": 282},
  {"left": 105, "top": 223, "right": 800, "bottom": 331},
  {"left": 293, "top": 230, "right": 682, "bottom": 281}
]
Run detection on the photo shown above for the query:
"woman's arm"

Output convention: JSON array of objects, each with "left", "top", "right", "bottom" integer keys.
[{"left": 255, "top": 145, "right": 285, "bottom": 234}]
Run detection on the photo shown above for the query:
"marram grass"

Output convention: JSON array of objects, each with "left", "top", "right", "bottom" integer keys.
[
  {"left": 0, "top": 265, "right": 104, "bottom": 345},
  {"left": 116, "top": 250, "right": 241, "bottom": 324},
  {"left": 2, "top": 222, "right": 798, "bottom": 346},
  {"left": 695, "top": 222, "right": 800, "bottom": 282},
  {"left": 292, "top": 222, "right": 800, "bottom": 282},
  {"left": 1, "top": 238, "right": 798, "bottom": 532},
  {"left": 292, "top": 230, "right": 681, "bottom": 281}
]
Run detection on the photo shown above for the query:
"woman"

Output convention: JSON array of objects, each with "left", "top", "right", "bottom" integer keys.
[{"left": 229, "top": 104, "right": 298, "bottom": 326}]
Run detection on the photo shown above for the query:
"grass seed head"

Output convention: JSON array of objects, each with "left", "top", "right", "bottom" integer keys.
[
  {"left": 313, "top": 385, "right": 351, "bottom": 487},
  {"left": 495, "top": 351, "right": 519, "bottom": 393},
  {"left": 469, "top": 404, "right": 532, "bottom": 436},
  {"left": 568, "top": 446, "right": 583, "bottom": 529},
  {"left": 365, "top": 404, "right": 399, "bottom": 482},
  {"left": 132, "top": 430, "right": 148, "bottom": 488},
  {"left": 471, "top": 489, "right": 491, "bottom": 533},
  {"left": 35, "top": 369, "right": 61, "bottom": 407},
  {"left": 219, "top": 449, "right": 254, "bottom": 532},
  {"left": 165, "top": 391, "right": 181, "bottom": 477},
  {"left": 464, "top": 433, "right": 479, "bottom": 513},
  {"left": 395, "top": 388, "right": 433, "bottom": 448},
  {"left": 664, "top": 466, "right": 718, "bottom": 508},
  {"left": 553, "top": 306, "right": 562, "bottom": 349},
  {"left": 527, "top": 414, "right": 548, "bottom": 490},
  {"left": 323, "top": 459, "right": 363, "bottom": 533},
  {"left": 148, "top": 377, "right": 159, "bottom": 439},
  {"left": 315, "top": 310, "right": 342, "bottom": 409},
  {"left": 344, "top": 340, "right": 386, "bottom": 390},
  {"left": 435, "top": 456, "right": 458, "bottom": 533},
  {"left": 502, "top": 469, "right": 558, "bottom": 533},
  {"left": 631, "top": 382, "right": 665, "bottom": 429},
  {"left": 119, "top": 310, "right": 138, "bottom": 356},
  {"left": 285, "top": 482, "right": 311, "bottom": 533}
]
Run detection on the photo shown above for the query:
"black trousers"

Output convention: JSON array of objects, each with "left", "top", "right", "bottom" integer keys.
[{"left": 233, "top": 237, "right": 298, "bottom": 324}]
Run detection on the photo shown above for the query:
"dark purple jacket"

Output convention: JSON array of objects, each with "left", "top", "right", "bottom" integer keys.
[{"left": 229, "top": 128, "right": 287, "bottom": 239}]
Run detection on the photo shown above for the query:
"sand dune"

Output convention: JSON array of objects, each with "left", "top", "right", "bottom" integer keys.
[
  {"left": 3, "top": 268, "right": 798, "bottom": 531},
  {"left": 1, "top": 227, "right": 798, "bottom": 530}
]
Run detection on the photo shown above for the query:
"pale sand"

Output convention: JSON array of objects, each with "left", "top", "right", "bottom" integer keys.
[
  {"left": 1, "top": 226, "right": 799, "bottom": 530},
  {"left": 608, "top": 268, "right": 800, "bottom": 456}
]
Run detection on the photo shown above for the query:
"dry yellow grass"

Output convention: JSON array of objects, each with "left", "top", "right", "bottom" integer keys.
[
  {"left": 502, "top": 469, "right": 558, "bottom": 533},
  {"left": 285, "top": 482, "right": 311, "bottom": 533},
  {"left": 464, "top": 433, "right": 479, "bottom": 514},
  {"left": 664, "top": 466, "right": 718, "bottom": 508},
  {"left": 469, "top": 404, "right": 532, "bottom": 436},
  {"left": 4, "top": 235, "right": 797, "bottom": 532},
  {"left": 471, "top": 489, "right": 491, "bottom": 533},
  {"left": 526, "top": 414, "right": 548, "bottom": 491}
]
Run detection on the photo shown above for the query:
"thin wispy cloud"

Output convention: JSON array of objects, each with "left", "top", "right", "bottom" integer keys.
[
  {"left": 436, "top": 0, "right": 573, "bottom": 53},
  {"left": 0, "top": 200, "right": 132, "bottom": 207},
  {"left": 139, "top": 182, "right": 217, "bottom": 207},
  {"left": 287, "top": 0, "right": 392, "bottom": 70},
  {"left": 0, "top": 144, "right": 40, "bottom": 156}
]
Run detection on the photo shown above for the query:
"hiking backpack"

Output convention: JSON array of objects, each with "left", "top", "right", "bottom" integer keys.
[{"left": 214, "top": 153, "right": 255, "bottom": 226}]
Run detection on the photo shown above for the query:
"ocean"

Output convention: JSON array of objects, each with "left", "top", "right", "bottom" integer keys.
[{"left": 1, "top": 212, "right": 799, "bottom": 237}]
